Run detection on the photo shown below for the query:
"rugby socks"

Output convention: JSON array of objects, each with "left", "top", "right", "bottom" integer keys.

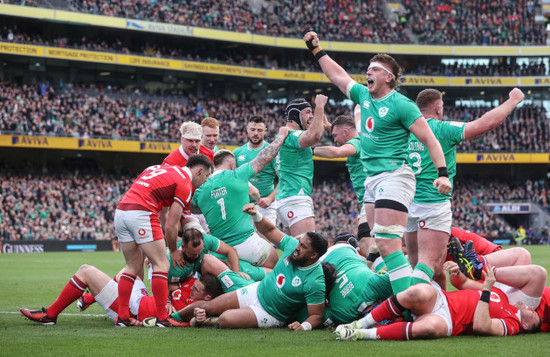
[
  {"left": 383, "top": 250, "right": 412, "bottom": 293},
  {"left": 47, "top": 275, "right": 87, "bottom": 317},
  {"left": 357, "top": 295, "right": 406, "bottom": 328},
  {"left": 117, "top": 272, "right": 136, "bottom": 320},
  {"left": 411, "top": 263, "right": 434, "bottom": 285},
  {"left": 151, "top": 271, "right": 169, "bottom": 320},
  {"left": 356, "top": 322, "right": 413, "bottom": 340}
]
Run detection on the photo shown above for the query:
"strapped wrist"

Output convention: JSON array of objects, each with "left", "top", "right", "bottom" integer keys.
[{"left": 437, "top": 166, "right": 449, "bottom": 178}]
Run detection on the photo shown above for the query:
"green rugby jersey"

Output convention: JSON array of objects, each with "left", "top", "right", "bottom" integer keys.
[
  {"left": 276, "top": 131, "right": 313, "bottom": 199},
  {"left": 349, "top": 84, "right": 422, "bottom": 177},
  {"left": 407, "top": 118, "right": 465, "bottom": 203},
  {"left": 193, "top": 164, "right": 256, "bottom": 246},
  {"left": 257, "top": 235, "right": 325, "bottom": 321},
  {"left": 167, "top": 233, "right": 220, "bottom": 282},
  {"left": 345, "top": 136, "right": 367, "bottom": 203},
  {"left": 233, "top": 141, "right": 278, "bottom": 200}
]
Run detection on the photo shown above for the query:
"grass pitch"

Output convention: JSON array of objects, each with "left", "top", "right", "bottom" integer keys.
[{"left": 1, "top": 246, "right": 549, "bottom": 356}]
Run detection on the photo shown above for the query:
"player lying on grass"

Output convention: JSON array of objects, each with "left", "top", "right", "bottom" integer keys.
[
  {"left": 170, "top": 203, "right": 328, "bottom": 330},
  {"left": 20, "top": 263, "right": 222, "bottom": 326},
  {"left": 334, "top": 265, "right": 542, "bottom": 341},
  {"left": 446, "top": 239, "right": 549, "bottom": 332}
]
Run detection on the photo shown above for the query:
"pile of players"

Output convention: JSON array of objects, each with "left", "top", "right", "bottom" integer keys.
[{"left": 20, "top": 32, "right": 549, "bottom": 339}]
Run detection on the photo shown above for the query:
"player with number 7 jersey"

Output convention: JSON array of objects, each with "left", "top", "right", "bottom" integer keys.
[{"left": 114, "top": 155, "right": 213, "bottom": 327}]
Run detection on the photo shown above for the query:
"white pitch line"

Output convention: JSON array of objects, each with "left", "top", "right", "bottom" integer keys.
[{"left": 1, "top": 310, "right": 105, "bottom": 317}]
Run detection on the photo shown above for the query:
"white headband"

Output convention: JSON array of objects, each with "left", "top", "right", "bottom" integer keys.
[{"left": 368, "top": 62, "right": 395, "bottom": 79}]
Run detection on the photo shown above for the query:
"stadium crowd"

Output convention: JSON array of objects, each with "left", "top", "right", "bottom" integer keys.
[
  {"left": 8, "top": 0, "right": 546, "bottom": 45},
  {"left": 1, "top": 81, "right": 548, "bottom": 153},
  {"left": 401, "top": 0, "right": 547, "bottom": 45},
  {"left": 2, "top": 26, "right": 548, "bottom": 77},
  {"left": 2, "top": 167, "right": 549, "bottom": 243}
]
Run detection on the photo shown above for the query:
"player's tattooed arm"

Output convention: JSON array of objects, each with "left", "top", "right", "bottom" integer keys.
[{"left": 250, "top": 126, "right": 290, "bottom": 175}]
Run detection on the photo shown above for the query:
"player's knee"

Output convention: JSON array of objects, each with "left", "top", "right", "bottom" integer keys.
[
  {"left": 416, "top": 321, "right": 446, "bottom": 339},
  {"left": 401, "top": 284, "right": 431, "bottom": 305},
  {"left": 77, "top": 264, "right": 94, "bottom": 275},
  {"left": 513, "top": 247, "right": 532, "bottom": 265},
  {"left": 217, "top": 312, "right": 232, "bottom": 329},
  {"left": 529, "top": 265, "right": 547, "bottom": 283}
]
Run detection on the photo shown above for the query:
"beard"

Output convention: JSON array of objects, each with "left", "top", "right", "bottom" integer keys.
[
  {"left": 248, "top": 136, "right": 262, "bottom": 145},
  {"left": 288, "top": 252, "right": 306, "bottom": 267}
]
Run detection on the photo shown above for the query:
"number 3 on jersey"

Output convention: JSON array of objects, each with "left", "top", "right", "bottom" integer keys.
[
  {"left": 217, "top": 197, "right": 227, "bottom": 220},
  {"left": 409, "top": 152, "right": 422, "bottom": 175}
]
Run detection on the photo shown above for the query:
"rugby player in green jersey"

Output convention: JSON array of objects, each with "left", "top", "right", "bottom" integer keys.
[
  {"left": 233, "top": 115, "right": 279, "bottom": 225},
  {"left": 313, "top": 114, "right": 374, "bottom": 258},
  {"left": 276, "top": 94, "right": 330, "bottom": 237},
  {"left": 171, "top": 203, "right": 328, "bottom": 330},
  {"left": 405, "top": 88, "right": 525, "bottom": 287},
  {"left": 303, "top": 31, "right": 451, "bottom": 294},
  {"left": 193, "top": 126, "right": 290, "bottom": 269}
]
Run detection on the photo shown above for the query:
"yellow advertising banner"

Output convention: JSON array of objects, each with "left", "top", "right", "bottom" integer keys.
[
  {"left": 45, "top": 48, "right": 115, "bottom": 63},
  {"left": 0, "top": 43, "right": 43, "bottom": 56},
  {"left": 0, "top": 135, "right": 179, "bottom": 153},
  {"left": 182, "top": 61, "right": 242, "bottom": 76},
  {"left": 401, "top": 76, "right": 449, "bottom": 86},
  {"left": 519, "top": 77, "right": 550, "bottom": 86},
  {"left": 117, "top": 55, "right": 182, "bottom": 70},
  {"left": 267, "top": 70, "right": 323, "bottom": 82},
  {"left": 457, "top": 153, "right": 550, "bottom": 164},
  {"left": 450, "top": 77, "right": 518, "bottom": 86}
]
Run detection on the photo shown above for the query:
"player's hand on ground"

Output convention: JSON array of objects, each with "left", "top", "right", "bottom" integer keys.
[
  {"left": 509, "top": 88, "right": 525, "bottom": 104},
  {"left": 257, "top": 196, "right": 273, "bottom": 209},
  {"left": 303, "top": 31, "right": 320, "bottom": 48},
  {"left": 482, "top": 265, "right": 496, "bottom": 290},
  {"left": 248, "top": 183, "right": 260, "bottom": 203},
  {"left": 166, "top": 302, "right": 175, "bottom": 314},
  {"left": 194, "top": 308, "right": 207, "bottom": 323},
  {"left": 170, "top": 249, "right": 185, "bottom": 269},
  {"left": 242, "top": 203, "right": 258, "bottom": 216},
  {"left": 433, "top": 176, "right": 452, "bottom": 194},
  {"left": 238, "top": 272, "right": 251, "bottom": 280},
  {"left": 287, "top": 321, "right": 304, "bottom": 331},
  {"left": 315, "top": 94, "right": 328, "bottom": 108}
]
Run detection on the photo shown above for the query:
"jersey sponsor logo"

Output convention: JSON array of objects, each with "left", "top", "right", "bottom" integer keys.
[
  {"left": 418, "top": 220, "right": 426, "bottom": 229},
  {"left": 362, "top": 100, "right": 370, "bottom": 109},
  {"left": 378, "top": 107, "right": 389, "bottom": 117},
  {"left": 238, "top": 155, "right": 246, "bottom": 161},
  {"left": 365, "top": 117, "right": 375, "bottom": 132},
  {"left": 171, "top": 289, "right": 182, "bottom": 300},
  {"left": 291, "top": 276, "right": 302, "bottom": 287},
  {"left": 276, "top": 273, "right": 286, "bottom": 288}
]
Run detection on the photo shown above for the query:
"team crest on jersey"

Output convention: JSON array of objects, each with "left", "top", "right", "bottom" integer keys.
[
  {"left": 291, "top": 276, "right": 302, "bottom": 287},
  {"left": 276, "top": 273, "right": 286, "bottom": 288},
  {"left": 362, "top": 100, "right": 370, "bottom": 109},
  {"left": 365, "top": 117, "right": 375, "bottom": 132},
  {"left": 379, "top": 107, "right": 389, "bottom": 117},
  {"left": 238, "top": 155, "right": 245, "bottom": 161}
]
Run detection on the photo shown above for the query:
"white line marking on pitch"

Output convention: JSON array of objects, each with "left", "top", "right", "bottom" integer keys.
[{"left": 1, "top": 311, "right": 105, "bottom": 317}]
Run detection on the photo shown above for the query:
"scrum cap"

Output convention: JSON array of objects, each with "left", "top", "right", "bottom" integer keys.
[{"left": 285, "top": 98, "right": 312, "bottom": 130}]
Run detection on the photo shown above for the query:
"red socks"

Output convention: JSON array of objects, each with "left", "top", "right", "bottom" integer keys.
[
  {"left": 376, "top": 322, "right": 413, "bottom": 340},
  {"left": 117, "top": 273, "right": 136, "bottom": 320},
  {"left": 151, "top": 271, "right": 169, "bottom": 320},
  {"left": 371, "top": 295, "right": 406, "bottom": 323},
  {"left": 48, "top": 275, "right": 87, "bottom": 317}
]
